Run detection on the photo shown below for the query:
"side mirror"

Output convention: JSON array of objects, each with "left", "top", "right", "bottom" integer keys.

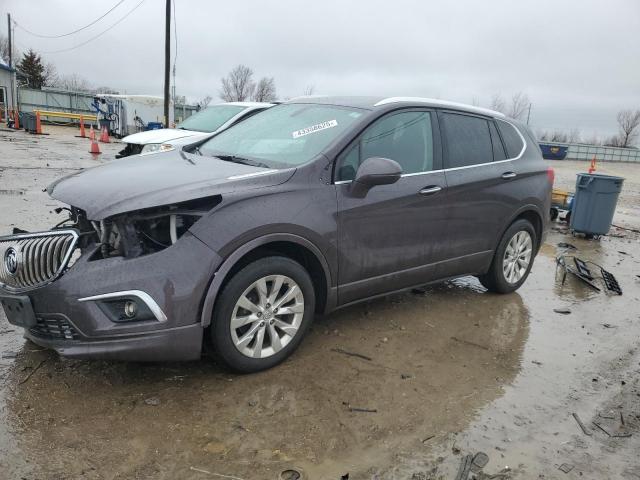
[{"left": 350, "top": 157, "right": 402, "bottom": 197}]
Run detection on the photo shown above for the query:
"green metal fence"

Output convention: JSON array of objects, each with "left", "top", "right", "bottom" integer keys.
[
  {"left": 17, "top": 87, "right": 198, "bottom": 124},
  {"left": 543, "top": 141, "right": 640, "bottom": 163}
]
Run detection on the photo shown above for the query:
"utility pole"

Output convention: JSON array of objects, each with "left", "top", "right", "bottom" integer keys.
[
  {"left": 163, "top": 0, "right": 171, "bottom": 127},
  {"left": 7, "top": 13, "right": 16, "bottom": 113},
  {"left": 526, "top": 103, "right": 532, "bottom": 125},
  {"left": 7, "top": 14, "right": 12, "bottom": 69}
]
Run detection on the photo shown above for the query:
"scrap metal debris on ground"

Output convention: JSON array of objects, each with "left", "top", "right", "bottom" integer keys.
[
  {"left": 455, "top": 451, "right": 508, "bottom": 480},
  {"left": 556, "top": 255, "right": 623, "bottom": 295}
]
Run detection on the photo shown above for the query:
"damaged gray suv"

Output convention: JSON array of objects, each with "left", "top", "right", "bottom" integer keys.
[{"left": 0, "top": 97, "right": 551, "bottom": 372}]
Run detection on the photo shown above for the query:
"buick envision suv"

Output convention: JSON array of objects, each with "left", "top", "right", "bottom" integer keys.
[{"left": 0, "top": 96, "right": 551, "bottom": 372}]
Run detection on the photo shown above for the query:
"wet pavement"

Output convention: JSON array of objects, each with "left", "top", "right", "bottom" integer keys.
[{"left": 1, "top": 126, "right": 639, "bottom": 479}]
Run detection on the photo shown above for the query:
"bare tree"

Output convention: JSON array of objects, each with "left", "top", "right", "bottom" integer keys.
[
  {"left": 604, "top": 135, "right": 624, "bottom": 147},
  {"left": 0, "top": 34, "right": 20, "bottom": 65},
  {"left": 550, "top": 130, "right": 568, "bottom": 143},
  {"left": 54, "top": 73, "right": 91, "bottom": 92},
  {"left": 303, "top": 84, "right": 316, "bottom": 96},
  {"left": 252, "top": 77, "right": 277, "bottom": 102},
  {"left": 507, "top": 91, "right": 530, "bottom": 120},
  {"left": 42, "top": 62, "right": 58, "bottom": 87},
  {"left": 490, "top": 94, "right": 506, "bottom": 114},
  {"left": 489, "top": 92, "right": 530, "bottom": 120},
  {"left": 582, "top": 133, "right": 601, "bottom": 146},
  {"left": 567, "top": 128, "right": 581, "bottom": 144},
  {"left": 220, "top": 65, "right": 255, "bottom": 102},
  {"left": 198, "top": 95, "right": 213, "bottom": 108},
  {"left": 616, "top": 109, "right": 640, "bottom": 147},
  {"left": 94, "top": 85, "right": 120, "bottom": 94}
]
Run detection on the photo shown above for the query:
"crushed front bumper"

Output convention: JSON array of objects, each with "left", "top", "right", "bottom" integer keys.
[{"left": 0, "top": 232, "right": 222, "bottom": 361}]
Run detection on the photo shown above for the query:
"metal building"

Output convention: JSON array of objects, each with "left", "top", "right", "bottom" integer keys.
[{"left": 0, "top": 57, "right": 16, "bottom": 123}]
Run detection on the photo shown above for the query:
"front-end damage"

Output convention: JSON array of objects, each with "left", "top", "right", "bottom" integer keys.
[
  {"left": 82, "top": 195, "right": 221, "bottom": 260},
  {"left": 0, "top": 197, "right": 224, "bottom": 361}
]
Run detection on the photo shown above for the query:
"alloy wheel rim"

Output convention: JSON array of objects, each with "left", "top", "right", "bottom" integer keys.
[
  {"left": 230, "top": 275, "right": 304, "bottom": 359},
  {"left": 502, "top": 231, "right": 533, "bottom": 284}
]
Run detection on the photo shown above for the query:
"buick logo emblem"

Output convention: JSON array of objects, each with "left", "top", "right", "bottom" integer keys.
[{"left": 4, "top": 247, "right": 18, "bottom": 276}]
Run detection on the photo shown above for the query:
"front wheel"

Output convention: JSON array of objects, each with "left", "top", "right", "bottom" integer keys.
[
  {"left": 478, "top": 219, "right": 537, "bottom": 293},
  {"left": 211, "top": 256, "right": 315, "bottom": 373}
]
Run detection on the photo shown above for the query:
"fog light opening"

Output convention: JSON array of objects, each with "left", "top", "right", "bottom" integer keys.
[{"left": 123, "top": 300, "right": 138, "bottom": 319}]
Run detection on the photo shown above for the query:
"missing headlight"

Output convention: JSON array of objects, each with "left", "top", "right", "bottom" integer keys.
[
  {"left": 135, "top": 213, "right": 201, "bottom": 253},
  {"left": 92, "top": 196, "right": 221, "bottom": 259}
]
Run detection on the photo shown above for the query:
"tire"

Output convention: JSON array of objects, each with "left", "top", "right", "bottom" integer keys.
[
  {"left": 211, "top": 256, "right": 315, "bottom": 373},
  {"left": 478, "top": 219, "right": 537, "bottom": 294}
]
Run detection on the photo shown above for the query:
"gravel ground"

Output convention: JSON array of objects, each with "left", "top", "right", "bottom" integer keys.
[{"left": 0, "top": 126, "right": 639, "bottom": 480}]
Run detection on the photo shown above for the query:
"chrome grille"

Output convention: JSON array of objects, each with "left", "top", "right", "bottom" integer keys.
[{"left": 0, "top": 230, "right": 79, "bottom": 293}]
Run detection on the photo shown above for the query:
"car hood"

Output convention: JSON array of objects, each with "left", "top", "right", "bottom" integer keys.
[
  {"left": 47, "top": 151, "right": 294, "bottom": 220},
  {"left": 122, "top": 128, "right": 207, "bottom": 145}
]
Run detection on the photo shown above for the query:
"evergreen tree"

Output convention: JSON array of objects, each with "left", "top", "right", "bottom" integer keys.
[{"left": 17, "top": 49, "right": 46, "bottom": 89}]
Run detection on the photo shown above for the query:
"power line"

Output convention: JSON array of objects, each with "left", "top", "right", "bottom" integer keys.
[
  {"left": 39, "top": 0, "right": 147, "bottom": 54},
  {"left": 15, "top": 0, "right": 125, "bottom": 39}
]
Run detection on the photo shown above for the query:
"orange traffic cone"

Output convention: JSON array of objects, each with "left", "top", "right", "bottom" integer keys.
[
  {"left": 588, "top": 155, "right": 597, "bottom": 174},
  {"left": 99, "top": 125, "right": 110, "bottom": 143},
  {"left": 35, "top": 111, "right": 43, "bottom": 134},
  {"left": 14, "top": 110, "right": 20, "bottom": 130},
  {"left": 89, "top": 138, "right": 102, "bottom": 155},
  {"left": 89, "top": 124, "right": 96, "bottom": 141},
  {"left": 78, "top": 116, "right": 86, "bottom": 138}
]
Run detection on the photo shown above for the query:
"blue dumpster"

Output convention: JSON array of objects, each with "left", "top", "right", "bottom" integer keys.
[
  {"left": 539, "top": 143, "right": 568, "bottom": 160},
  {"left": 570, "top": 173, "right": 624, "bottom": 236}
]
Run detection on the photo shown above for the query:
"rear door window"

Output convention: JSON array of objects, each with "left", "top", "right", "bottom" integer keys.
[
  {"left": 496, "top": 120, "right": 525, "bottom": 158},
  {"left": 441, "top": 113, "right": 493, "bottom": 168}
]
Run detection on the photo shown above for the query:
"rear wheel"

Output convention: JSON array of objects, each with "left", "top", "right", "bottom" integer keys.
[
  {"left": 211, "top": 256, "right": 315, "bottom": 373},
  {"left": 478, "top": 219, "right": 536, "bottom": 293}
]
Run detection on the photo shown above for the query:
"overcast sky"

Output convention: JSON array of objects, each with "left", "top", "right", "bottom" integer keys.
[{"left": 2, "top": 0, "right": 639, "bottom": 139}]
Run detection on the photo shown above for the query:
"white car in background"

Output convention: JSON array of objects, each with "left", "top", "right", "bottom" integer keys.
[{"left": 116, "top": 102, "right": 274, "bottom": 158}]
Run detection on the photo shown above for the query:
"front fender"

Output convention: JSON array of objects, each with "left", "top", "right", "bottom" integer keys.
[{"left": 197, "top": 232, "right": 334, "bottom": 327}]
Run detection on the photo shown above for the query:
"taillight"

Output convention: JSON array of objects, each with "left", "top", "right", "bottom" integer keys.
[{"left": 546, "top": 167, "right": 555, "bottom": 185}]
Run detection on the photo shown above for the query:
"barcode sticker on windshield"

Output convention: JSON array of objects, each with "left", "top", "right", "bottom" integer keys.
[{"left": 292, "top": 120, "right": 338, "bottom": 139}]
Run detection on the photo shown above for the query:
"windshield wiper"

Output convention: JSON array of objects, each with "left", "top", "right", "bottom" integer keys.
[{"left": 214, "top": 154, "right": 270, "bottom": 169}]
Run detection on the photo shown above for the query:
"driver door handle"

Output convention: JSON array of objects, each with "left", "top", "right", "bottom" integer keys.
[
  {"left": 419, "top": 185, "right": 442, "bottom": 196},
  {"left": 501, "top": 171, "right": 517, "bottom": 179}
]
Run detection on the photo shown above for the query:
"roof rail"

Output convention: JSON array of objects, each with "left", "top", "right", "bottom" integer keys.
[{"left": 374, "top": 97, "right": 505, "bottom": 118}]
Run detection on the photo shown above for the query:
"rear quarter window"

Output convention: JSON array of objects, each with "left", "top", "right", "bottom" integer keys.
[{"left": 496, "top": 120, "right": 525, "bottom": 158}]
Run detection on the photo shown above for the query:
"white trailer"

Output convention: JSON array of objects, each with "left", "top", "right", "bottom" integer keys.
[{"left": 92, "top": 94, "right": 174, "bottom": 138}]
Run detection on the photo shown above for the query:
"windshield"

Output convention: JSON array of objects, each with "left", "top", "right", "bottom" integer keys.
[
  {"left": 198, "top": 103, "right": 364, "bottom": 168},
  {"left": 177, "top": 104, "right": 246, "bottom": 132}
]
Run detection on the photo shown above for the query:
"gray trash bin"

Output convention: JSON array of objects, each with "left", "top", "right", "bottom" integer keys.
[
  {"left": 570, "top": 173, "right": 624, "bottom": 236},
  {"left": 22, "top": 112, "right": 35, "bottom": 133}
]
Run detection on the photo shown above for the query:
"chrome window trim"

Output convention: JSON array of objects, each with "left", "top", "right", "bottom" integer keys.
[
  {"left": 78, "top": 290, "right": 168, "bottom": 323},
  {"left": 333, "top": 158, "right": 516, "bottom": 185},
  {"left": 0, "top": 229, "right": 79, "bottom": 293},
  {"left": 332, "top": 113, "right": 528, "bottom": 186},
  {"left": 495, "top": 118, "right": 527, "bottom": 161}
]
